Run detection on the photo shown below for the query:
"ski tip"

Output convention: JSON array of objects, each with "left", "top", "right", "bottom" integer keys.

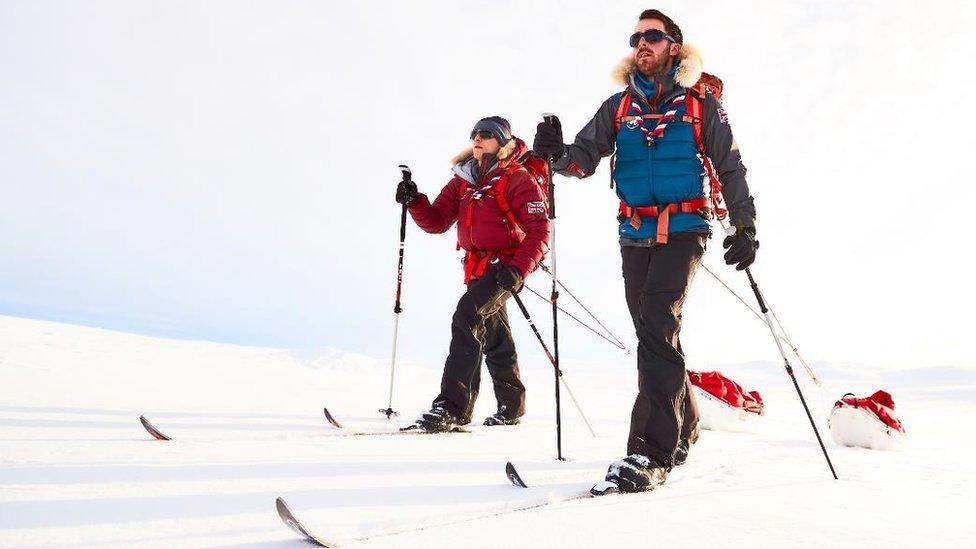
[
  {"left": 275, "top": 496, "right": 337, "bottom": 548},
  {"left": 323, "top": 408, "right": 343, "bottom": 429},
  {"left": 590, "top": 481, "right": 619, "bottom": 496},
  {"left": 505, "top": 461, "right": 528, "bottom": 488},
  {"left": 139, "top": 415, "right": 171, "bottom": 441}
]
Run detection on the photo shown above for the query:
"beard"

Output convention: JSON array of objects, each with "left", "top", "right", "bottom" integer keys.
[{"left": 635, "top": 47, "right": 673, "bottom": 77}]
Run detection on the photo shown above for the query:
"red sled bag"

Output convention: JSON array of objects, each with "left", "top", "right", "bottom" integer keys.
[
  {"left": 689, "top": 370, "right": 764, "bottom": 433},
  {"left": 829, "top": 390, "right": 906, "bottom": 451}
]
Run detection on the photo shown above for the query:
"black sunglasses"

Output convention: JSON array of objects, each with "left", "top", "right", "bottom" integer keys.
[
  {"left": 470, "top": 130, "right": 496, "bottom": 140},
  {"left": 629, "top": 29, "right": 675, "bottom": 48}
]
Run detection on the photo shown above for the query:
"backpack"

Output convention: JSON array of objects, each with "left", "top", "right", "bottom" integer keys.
[{"left": 611, "top": 72, "right": 728, "bottom": 234}]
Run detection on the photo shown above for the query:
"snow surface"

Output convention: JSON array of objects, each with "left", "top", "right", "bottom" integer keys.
[{"left": 2, "top": 314, "right": 974, "bottom": 548}]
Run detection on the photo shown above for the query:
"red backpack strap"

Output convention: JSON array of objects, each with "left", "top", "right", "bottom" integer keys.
[
  {"left": 613, "top": 91, "right": 632, "bottom": 134},
  {"left": 493, "top": 165, "right": 526, "bottom": 239},
  {"left": 685, "top": 85, "right": 727, "bottom": 220}
]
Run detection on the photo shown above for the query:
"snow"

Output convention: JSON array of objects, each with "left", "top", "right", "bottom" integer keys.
[
  {"left": 3, "top": 2, "right": 976, "bottom": 546},
  {"left": 2, "top": 314, "right": 974, "bottom": 547}
]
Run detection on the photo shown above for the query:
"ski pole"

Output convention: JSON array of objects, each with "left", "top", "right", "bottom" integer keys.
[
  {"left": 541, "top": 113, "right": 564, "bottom": 459},
  {"left": 724, "top": 225, "right": 838, "bottom": 480},
  {"left": 523, "top": 283, "right": 629, "bottom": 352},
  {"left": 380, "top": 164, "right": 411, "bottom": 419},
  {"left": 700, "top": 263, "right": 819, "bottom": 385},
  {"left": 511, "top": 292, "right": 597, "bottom": 442},
  {"left": 538, "top": 264, "right": 630, "bottom": 353}
]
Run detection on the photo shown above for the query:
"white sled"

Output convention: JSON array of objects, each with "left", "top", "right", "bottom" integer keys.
[
  {"left": 829, "top": 404, "right": 905, "bottom": 451},
  {"left": 693, "top": 386, "right": 762, "bottom": 434}
]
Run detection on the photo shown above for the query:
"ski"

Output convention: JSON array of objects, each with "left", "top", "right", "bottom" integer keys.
[
  {"left": 137, "top": 414, "right": 467, "bottom": 441},
  {"left": 274, "top": 462, "right": 615, "bottom": 545},
  {"left": 276, "top": 497, "right": 336, "bottom": 547},
  {"left": 323, "top": 407, "right": 343, "bottom": 429},
  {"left": 275, "top": 487, "right": 593, "bottom": 547},
  {"left": 139, "top": 415, "right": 171, "bottom": 441},
  {"left": 327, "top": 424, "right": 472, "bottom": 437},
  {"left": 504, "top": 461, "right": 609, "bottom": 489},
  {"left": 322, "top": 408, "right": 476, "bottom": 436},
  {"left": 505, "top": 461, "right": 624, "bottom": 497},
  {"left": 505, "top": 461, "right": 527, "bottom": 487}
]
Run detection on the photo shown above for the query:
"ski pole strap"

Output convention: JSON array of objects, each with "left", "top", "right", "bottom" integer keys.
[{"left": 617, "top": 197, "right": 711, "bottom": 244}]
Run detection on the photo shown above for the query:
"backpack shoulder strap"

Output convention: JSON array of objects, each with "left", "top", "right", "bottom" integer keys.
[
  {"left": 613, "top": 90, "right": 633, "bottom": 134},
  {"left": 684, "top": 81, "right": 728, "bottom": 220},
  {"left": 493, "top": 165, "right": 528, "bottom": 238},
  {"left": 685, "top": 84, "right": 707, "bottom": 152}
]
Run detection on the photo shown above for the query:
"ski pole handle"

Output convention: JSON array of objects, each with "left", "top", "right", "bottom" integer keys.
[
  {"left": 540, "top": 113, "right": 559, "bottom": 219},
  {"left": 398, "top": 164, "right": 412, "bottom": 183}
]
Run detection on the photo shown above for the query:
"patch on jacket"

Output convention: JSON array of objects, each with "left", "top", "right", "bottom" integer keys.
[
  {"left": 717, "top": 106, "right": 729, "bottom": 124},
  {"left": 526, "top": 201, "right": 546, "bottom": 215}
]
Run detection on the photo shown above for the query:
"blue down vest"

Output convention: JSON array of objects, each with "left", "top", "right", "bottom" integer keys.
[{"left": 612, "top": 87, "right": 710, "bottom": 239}]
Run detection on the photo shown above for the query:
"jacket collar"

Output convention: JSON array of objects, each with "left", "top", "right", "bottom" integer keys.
[
  {"left": 612, "top": 42, "right": 704, "bottom": 93},
  {"left": 452, "top": 137, "right": 528, "bottom": 186}
]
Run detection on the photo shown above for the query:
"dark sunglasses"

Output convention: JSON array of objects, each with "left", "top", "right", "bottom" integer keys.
[
  {"left": 470, "top": 130, "right": 496, "bottom": 140},
  {"left": 629, "top": 29, "right": 675, "bottom": 48}
]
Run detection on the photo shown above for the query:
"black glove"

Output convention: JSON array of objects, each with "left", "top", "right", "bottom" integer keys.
[
  {"left": 533, "top": 116, "right": 565, "bottom": 162},
  {"left": 395, "top": 179, "right": 418, "bottom": 205},
  {"left": 495, "top": 264, "right": 524, "bottom": 294},
  {"left": 722, "top": 224, "right": 759, "bottom": 271}
]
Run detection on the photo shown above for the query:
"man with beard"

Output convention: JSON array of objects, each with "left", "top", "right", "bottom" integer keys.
[{"left": 532, "top": 9, "right": 758, "bottom": 492}]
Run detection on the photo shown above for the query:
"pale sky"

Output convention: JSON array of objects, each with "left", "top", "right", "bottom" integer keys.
[{"left": 2, "top": 0, "right": 974, "bottom": 370}]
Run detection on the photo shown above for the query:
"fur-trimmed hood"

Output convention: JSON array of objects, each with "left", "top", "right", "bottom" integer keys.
[
  {"left": 451, "top": 137, "right": 528, "bottom": 184},
  {"left": 612, "top": 43, "right": 703, "bottom": 89}
]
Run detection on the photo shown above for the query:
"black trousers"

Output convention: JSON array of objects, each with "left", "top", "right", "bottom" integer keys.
[
  {"left": 433, "top": 267, "right": 526, "bottom": 422},
  {"left": 622, "top": 233, "right": 704, "bottom": 466}
]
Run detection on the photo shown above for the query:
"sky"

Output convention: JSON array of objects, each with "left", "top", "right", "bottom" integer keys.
[{"left": 1, "top": 0, "right": 974, "bottom": 371}]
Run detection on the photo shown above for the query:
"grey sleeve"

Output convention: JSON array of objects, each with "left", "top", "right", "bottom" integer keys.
[
  {"left": 552, "top": 95, "right": 619, "bottom": 179},
  {"left": 702, "top": 93, "right": 756, "bottom": 229}
]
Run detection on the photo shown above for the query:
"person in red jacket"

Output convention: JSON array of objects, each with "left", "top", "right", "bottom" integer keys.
[{"left": 395, "top": 116, "right": 550, "bottom": 433}]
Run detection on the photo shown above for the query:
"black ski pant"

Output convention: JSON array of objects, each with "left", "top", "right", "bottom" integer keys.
[
  {"left": 622, "top": 233, "right": 704, "bottom": 467},
  {"left": 433, "top": 267, "right": 526, "bottom": 422}
]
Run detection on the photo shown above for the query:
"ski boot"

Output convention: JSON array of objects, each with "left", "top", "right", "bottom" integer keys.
[
  {"left": 483, "top": 404, "right": 521, "bottom": 426},
  {"left": 605, "top": 454, "right": 668, "bottom": 493},
  {"left": 416, "top": 406, "right": 459, "bottom": 433}
]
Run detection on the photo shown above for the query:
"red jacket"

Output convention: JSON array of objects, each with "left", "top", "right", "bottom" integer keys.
[{"left": 408, "top": 139, "right": 550, "bottom": 280}]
